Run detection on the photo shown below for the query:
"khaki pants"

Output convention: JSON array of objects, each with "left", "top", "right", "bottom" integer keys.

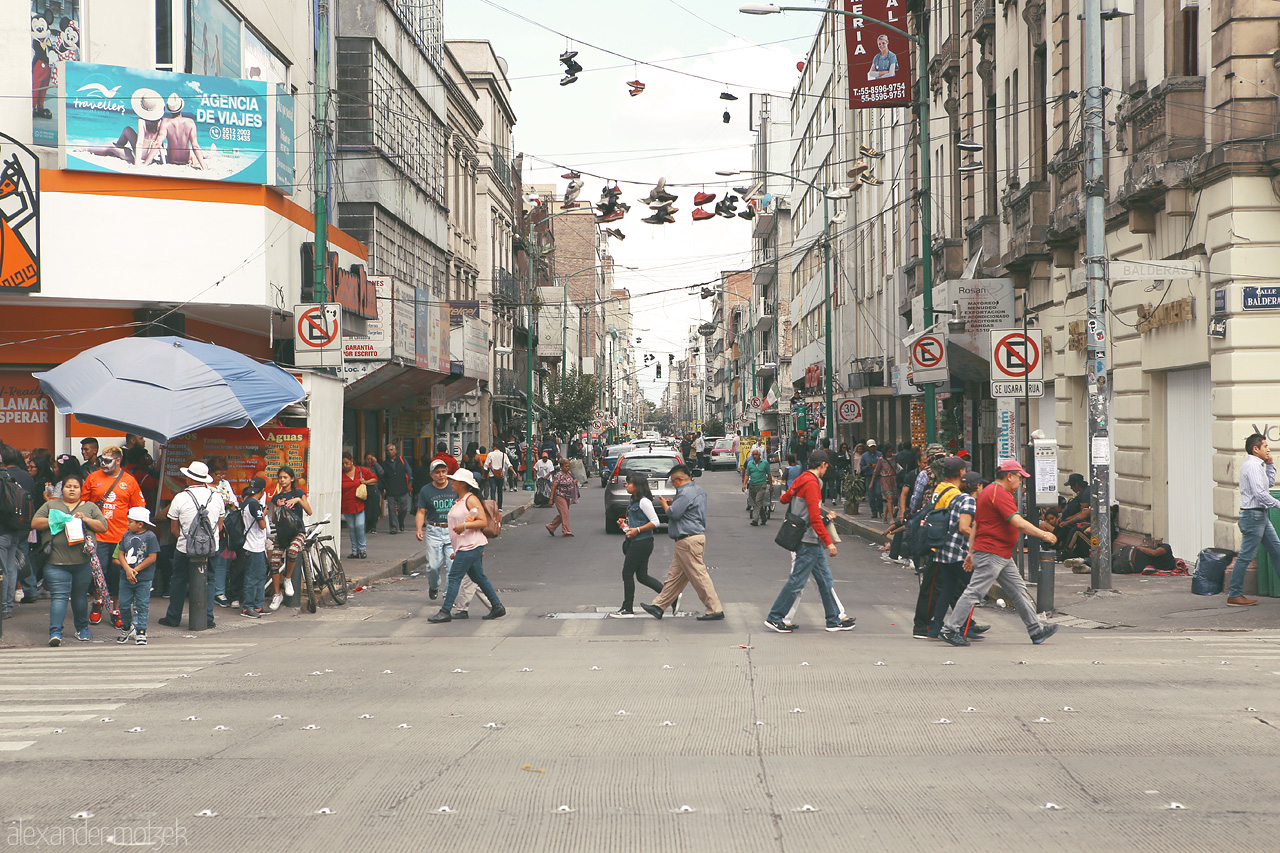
[{"left": 653, "top": 534, "right": 721, "bottom": 614}]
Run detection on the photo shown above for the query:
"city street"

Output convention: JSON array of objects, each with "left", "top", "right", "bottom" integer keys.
[{"left": 3, "top": 471, "right": 1278, "bottom": 851}]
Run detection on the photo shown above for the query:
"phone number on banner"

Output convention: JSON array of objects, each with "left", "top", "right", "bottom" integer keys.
[{"left": 857, "top": 82, "right": 908, "bottom": 104}]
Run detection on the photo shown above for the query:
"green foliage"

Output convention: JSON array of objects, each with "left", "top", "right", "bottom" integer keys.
[
  {"left": 652, "top": 407, "right": 677, "bottom": 435},
  {"left": 544, "top": 370, "right": 600, "bottom": 435},
  {"left": 702, "top": 417, "right": 725, "bottom": 436},
  {"left": 842, "top": 470, "right": 866, "bottom": 512}
]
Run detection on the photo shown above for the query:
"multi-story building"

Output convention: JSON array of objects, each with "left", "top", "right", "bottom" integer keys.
[{"left": 719, "top": 270, "right": 754, "bottom": 430}]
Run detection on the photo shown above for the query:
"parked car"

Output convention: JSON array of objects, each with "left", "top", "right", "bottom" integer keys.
[
  {"left": 603, "top": 449, "right": 698, "bottom": 533},
  {"left": 708, "top": 436, "right": 740, "bottom": 469},
  {"left": 599, "top": 443, "right": 635, "bottom": 487}
]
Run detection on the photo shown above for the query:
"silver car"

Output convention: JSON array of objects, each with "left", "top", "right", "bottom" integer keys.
[{"left": 603, "top": 449, "right": 698, "bottom": 533}]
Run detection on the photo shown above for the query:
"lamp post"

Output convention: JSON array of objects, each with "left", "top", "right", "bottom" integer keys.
[
  {"left": 740, "top": 3, "right": 936, "bottom": 444},
  {"left": 717, "top": 168, "right": 851, "bottom": 445}
]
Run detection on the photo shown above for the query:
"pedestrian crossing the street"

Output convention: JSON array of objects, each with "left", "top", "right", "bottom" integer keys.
[{"left": 0, "top": 643, "right": 257, "bottom": 753}]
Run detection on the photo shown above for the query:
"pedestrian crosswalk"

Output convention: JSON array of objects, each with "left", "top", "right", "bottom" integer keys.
[{"left": 0, "top": 643, "right": 257, "bottom": 753}]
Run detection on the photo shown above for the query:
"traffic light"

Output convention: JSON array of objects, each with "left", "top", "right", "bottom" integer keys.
[{"left": 656, "top": 364, "right": 662, "bottom": 379}]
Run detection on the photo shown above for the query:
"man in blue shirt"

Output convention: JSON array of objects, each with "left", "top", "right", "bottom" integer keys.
[
  {"left": 642, "top": 465, "right": 723, "bottom": 621},
  {"left": 1227, "top": 433, "right": 1280, "bottom": 606}
]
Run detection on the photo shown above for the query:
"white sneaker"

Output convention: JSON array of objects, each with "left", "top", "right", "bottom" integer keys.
[
  {"left": 269, "top": 593, "right": 284, "bottom": 612},
  {"left": 283, "top": 577, "right": 295, "bottom": 597}
]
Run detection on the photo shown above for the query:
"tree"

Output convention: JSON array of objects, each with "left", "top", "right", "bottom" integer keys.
[
  {"left": 544, "top": 370, "right": 599, "bottom": 436},
  {"left": 702, "top": 417, "right": 725, "bottom": 437},
  {"left": 652, "top": 407, "right": 677, "bottom": 435}
]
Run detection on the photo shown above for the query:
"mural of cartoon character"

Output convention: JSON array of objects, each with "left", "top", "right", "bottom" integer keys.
[
  {"left": 31, "top": 13, "right": 54, "bottom": 118},
  {"left": 0, "top": 144, "right": 39, "bottom": 291},
  {"left": 56, "top": 19, "right": 80, "bottom": 62}
]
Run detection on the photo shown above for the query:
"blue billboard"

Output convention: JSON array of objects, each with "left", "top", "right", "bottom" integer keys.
[{"left": 59, "top": 62, "right": 275, "bottom": 185}]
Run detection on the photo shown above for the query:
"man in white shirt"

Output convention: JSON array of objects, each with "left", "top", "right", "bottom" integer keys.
[
  {"left": 534, "top": 452, "right": 555, "bottom": 481},
  {"left": 158, "top": 460, "right": 225, "bottom": 628},
  {"left": 484, "top": 445, "right": 508, "bottom": 510},
  {"left": 694, "top": 433, "right": 707, "bottom": 470}
]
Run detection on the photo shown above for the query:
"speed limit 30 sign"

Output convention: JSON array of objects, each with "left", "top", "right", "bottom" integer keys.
[{"left": 837, "top": 398, "right": 863, "bottom": 424}]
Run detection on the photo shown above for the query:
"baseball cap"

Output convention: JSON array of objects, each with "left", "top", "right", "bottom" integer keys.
[
  {"left": 996, "top": 458, "right": 1030, "bottom": 477},
  {"left": 943, "top": 456, "right": 967, "bottom": 477},
  {"left": 430, "top": 459, "right": 448, "bottom": 471},
  {"left": 961, "top": 471, "right": 984, "bottom": 489},
  {"left": 866, "top": 439, "right": 877, "bottom": 449},
  {"left": 127, "top": 507, "right": 156, "bottom": 527}
]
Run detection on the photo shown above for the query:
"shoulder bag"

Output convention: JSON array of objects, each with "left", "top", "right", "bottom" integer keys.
[{"left": 354, "top": 471, "right": 368, "bottom": 502}]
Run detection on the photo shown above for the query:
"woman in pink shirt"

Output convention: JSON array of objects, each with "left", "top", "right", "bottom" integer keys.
[{"left": 427, "top": 470, "right": 505, "bottom": 623}]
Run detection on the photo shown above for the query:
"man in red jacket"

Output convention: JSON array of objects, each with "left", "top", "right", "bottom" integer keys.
[
  {"left": 764, "top": 449, "right": 856, "bottom": 633},
  {"left": 430, "top": 441, "right": 459, "bottom": 475}
]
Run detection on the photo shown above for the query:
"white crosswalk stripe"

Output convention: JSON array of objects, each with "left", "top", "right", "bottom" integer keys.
[{"left": 0, "top": 643, "right": 256, "bottom": 752}]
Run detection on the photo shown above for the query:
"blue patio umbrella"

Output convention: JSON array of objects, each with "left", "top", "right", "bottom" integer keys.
[{"left": 34, "top": 336, "right": 305, "bottom": 444}]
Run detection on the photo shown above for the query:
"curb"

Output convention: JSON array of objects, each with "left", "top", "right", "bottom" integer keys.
[
  {"left": 830, "top": 512, "right": 890, "bottom": 545},
  {"left": 343, "top": 499, "right": 536, "bottom": 590}
]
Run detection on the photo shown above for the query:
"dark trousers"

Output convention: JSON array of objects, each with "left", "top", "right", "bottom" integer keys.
[
  {"left": 867, "top": 485, "right": 883, "bottom": 517},
  {"left": 889, "top": 529, "right": 904, "bottom": 560},
  {"left": 164, "top": 551, "right": 215, "bottom": 623},
  {"left": 620, "top": 537, "right": 663, "bottom": 611},
  {"left": 913, "top": 557, "right": 966, "bottom": 635}
]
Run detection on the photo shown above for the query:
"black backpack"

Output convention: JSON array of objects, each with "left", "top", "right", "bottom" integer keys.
[
  {"left": 223, "top": 503, "right": 248, "bottom": 553},
  {"left": 904, "top": 484, "right": 960, "bottom": 560},
  {"left": 0, "top": 468, "right": 34, "bottom": 531},
  {"left": 183, "top": 489, "right": 219, "bottom": 558}
]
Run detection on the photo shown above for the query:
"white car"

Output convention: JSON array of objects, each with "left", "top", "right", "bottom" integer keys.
[{"left": 708, "top": 437, "right": 740, "bottom": 469}]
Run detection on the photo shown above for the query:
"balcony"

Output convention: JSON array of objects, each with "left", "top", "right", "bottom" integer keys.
[
  {"left": 494, "top": 366, "right": 521, "bottom": 397},
  {"left": 493, "top": 143, "right": 513, "bottom": 191},
  {"left": 752, "top": 208, "right": 776, "bottom": 239},
  {"left": 754, "top": 299, "right": 775, "bottom": 332},
  {"left": 494, "top": 267, "right": 520, "bottom": 305},
  {"left": 1001, "top": 180, "right": 1052, "bottom": 273},
  {"left": 970, "top": 0, "right": 995, "bottom": 40}
]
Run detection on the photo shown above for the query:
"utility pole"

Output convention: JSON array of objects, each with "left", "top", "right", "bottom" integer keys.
[
  {"left": 312, "top": 0, "right": 330, "bottom": 303},
  {"left": 916, "top": 6, "right": 936, "bottom": 446},
  {"left": 1084, "top": 0, "right": 1112, "bottom": 590},
  {"left": 523, "top": 216, "right": 536, "bottom": 490}
]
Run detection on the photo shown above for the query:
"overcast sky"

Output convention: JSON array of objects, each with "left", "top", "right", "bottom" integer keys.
[{"left": 444, "top": 1, "right": 818, "bottom": 401}]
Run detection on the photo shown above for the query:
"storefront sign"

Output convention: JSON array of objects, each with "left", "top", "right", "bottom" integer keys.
[
  {"left": 160, "top": 426, "right": 309, "bottom": 500},
  {"left": 841, "top": 0, "right": 912, "bottom": 109},
  {"left": 0, "top": 370, "right": 54, "bottom": 451},
  {"left": 191, "top": 0, "right": 243, "bottom": 78},
  {"left": 448, "top": 300, "right": 481, "bottom": 327},
  {"left": 1136, "top": 296, "right": 1194, "bottom": 333},
  {"left": 914, "top": 279, "right": 1015, "bottom": 360},
  {"left": 0, "top": 133, "right": 40, "bottom": 293},
  {"left": 274, "top": 84, "right": 295, "bottom": 190},
  {"left": 59, "top": 62, "right": 285, "bottom": 186},
  {"left": 344, "top": 276, "right": 391, "bottom": 360},
  {"left": 32, "top": 1, "right": 83, "bottom": 147},
  {"left": 300, "top": 243, "right": 375, "bottom": 318},
  {"left": 393, "top": 280, "right": 416, "bottom": 361},
  {"left": 996, "top": 399, "right": 1017, "bottom": 460},
  {"left": 415, "top": 289, "right": 449, "bottom": 373}
]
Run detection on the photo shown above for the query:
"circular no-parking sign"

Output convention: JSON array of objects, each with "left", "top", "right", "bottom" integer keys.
[
  {"left": 992, "top": 330, "right": 1043, "bottom": 380},
  {"left": 911, "top": 334, "right": 945, "bottom": 370},
  {"left": 297, "top": 306, "right": 339, "bottom": 349}
]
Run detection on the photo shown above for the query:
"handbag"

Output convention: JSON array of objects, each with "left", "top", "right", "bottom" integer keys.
[
  {"left": 481, "top": 499, "right": 501, "bottom": 538},
  {"left": 354, "top": 472, "right": 368, "bottom": 502},
  {"left": 774, "top": 504, "right": 807, "bottom": 552}
]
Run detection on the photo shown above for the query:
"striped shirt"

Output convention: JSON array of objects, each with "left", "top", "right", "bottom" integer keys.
[{"left": 1239, "top": 454, "right": 1280, "bottom": 510}]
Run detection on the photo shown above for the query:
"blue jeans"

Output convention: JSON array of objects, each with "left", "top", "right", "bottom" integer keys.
[
  {"left": 1229, "top": 510, "right": 1280, "bottom": 597},
  {"left": 422, "top": 526, "right": 451, "bottom": 591},
  {"left": 440, "top": 546, "right": 500, "bottom": 612},
  {"left": 241, "top": 550, "right": 267, "bottom": 610},
  {"left": 46, "top": 562, "right": 92, "bottom": 637},
  {"left": 211, "top": 552, "right": 229, "bottom": 597},
  {"left": 343, "top": 512, "right": 367, "bottom": 555},
  {"left": 119, "top": 566, "right": 155, "bottom": 632},
  {"left": 164, "top": 551, "right": 215, "bottom": 623},
  {"left": 0, "top": 531, "right": 20, "bottom": 613},
  {"left": 767, "top": 542, "right": 842, "bottom": 627},
  {"left": 96, "top": 540, "right": 120, "bottom": 597}
]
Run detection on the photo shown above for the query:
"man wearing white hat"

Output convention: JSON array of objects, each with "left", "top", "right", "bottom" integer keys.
[{"left": 157, "top": 461, "right": 224, "bottom": 628}]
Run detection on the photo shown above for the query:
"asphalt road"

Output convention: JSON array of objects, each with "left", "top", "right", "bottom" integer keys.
[{"left": 3, "top": 469, "right": 1279, "bottom": 851}]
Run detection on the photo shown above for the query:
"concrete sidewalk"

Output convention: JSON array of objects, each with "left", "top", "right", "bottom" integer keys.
[{"left": 825, "top": 502, "right": 1280, "bottom": 633}]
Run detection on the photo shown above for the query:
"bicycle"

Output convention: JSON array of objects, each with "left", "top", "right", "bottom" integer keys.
[{"left": 297, "top": 515, "right": 348, "bottom": 613}]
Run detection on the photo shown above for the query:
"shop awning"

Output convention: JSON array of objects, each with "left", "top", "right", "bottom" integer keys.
[{"left": 344, "top": 363, "right": 449, "bottom": 410}]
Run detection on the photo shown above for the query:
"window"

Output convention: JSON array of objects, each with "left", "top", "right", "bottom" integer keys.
[{"left": 156, "top": 0, "right": 173, "bottom": 68}]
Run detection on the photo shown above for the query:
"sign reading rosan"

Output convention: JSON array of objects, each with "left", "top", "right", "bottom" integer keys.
[{"left": 300, "top": 242, "right": 375, "bottom": 319}]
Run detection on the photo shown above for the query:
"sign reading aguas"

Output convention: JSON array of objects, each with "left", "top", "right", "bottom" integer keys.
[{"left": 841, "top": 0, "right": 912, "bottom": 109}]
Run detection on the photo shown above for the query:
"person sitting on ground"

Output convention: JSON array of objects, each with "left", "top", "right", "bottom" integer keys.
[{"left": 1130, "top": 538, "right": 1177, "bottom": 574}]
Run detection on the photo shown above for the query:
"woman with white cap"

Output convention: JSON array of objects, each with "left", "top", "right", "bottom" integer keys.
[{"left": 426, "top": 469, "right": 505, "bottom": 623}]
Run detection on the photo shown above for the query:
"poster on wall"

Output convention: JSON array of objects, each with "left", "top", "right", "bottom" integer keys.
[
  {"left": 59, "top": 62, "right": 273, "bottom": 184},
  {"left": 32, "top": 0, "right": 84, "bottom": 147},
  {"left": 344, "top": 276, "right": 391, "bottom": 360},
  {"left": 0, "top": 133, "right": 41, "bottom": 293},
  {"left": 160, "top": 426, "right": 309, "bottom": 501},
  {"left": 191, "top": 0, "right": 243, "bottom": 78},
  {"left": 0, "top": 370, "right": 55, "bottom": 451},
  {"left": 842, "top": 0, "right": 912, "bottom": 109}
]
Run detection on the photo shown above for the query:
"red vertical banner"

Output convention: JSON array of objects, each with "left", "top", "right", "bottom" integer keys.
[{"left": 843, "top": 0, "right": 913, "bottom": 109}]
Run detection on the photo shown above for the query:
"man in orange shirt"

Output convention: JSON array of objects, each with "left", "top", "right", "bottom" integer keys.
[{"left": 82, "top": 445, "right": 145, "bottom": 612}]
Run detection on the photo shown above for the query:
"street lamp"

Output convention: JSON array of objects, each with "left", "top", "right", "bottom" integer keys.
[
  {"left": 739, "top": 2, "right": 939, "bottom": 444},
  {"left": 717, "top": 168, "right": 851, "bottom": 445}
]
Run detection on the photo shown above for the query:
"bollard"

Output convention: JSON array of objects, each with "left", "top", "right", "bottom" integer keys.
[
  {"left": 188, "top": 556, "right": 209, "bottom": 631},
  {"left": 1036, "top": 549, "right": 1056, "bottom": 615}
]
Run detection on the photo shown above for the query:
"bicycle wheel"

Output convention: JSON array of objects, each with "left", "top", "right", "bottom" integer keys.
[
  {"left": 321, "top": 546, "right": 348, "bottom": 605},
  {"left": 299, "top": 551, "right": 318, "bottom": 613}
]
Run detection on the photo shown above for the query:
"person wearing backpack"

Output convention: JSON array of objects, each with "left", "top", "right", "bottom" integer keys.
[
  {"left": 763, "top": 449, "right": 856, "bottom": 634},
  {"left": 157, "top": 461, "right": 224, "bottom": 629},
  {"left": 911, "top": 459, "right": 980, "bottom": 639},
  {"left": 0, "top": 443, "right": 38, "bottom": 618}
]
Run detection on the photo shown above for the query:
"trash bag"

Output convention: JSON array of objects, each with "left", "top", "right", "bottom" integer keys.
[
  {"left": 534, "top": 477, "right": 552, "bottom": 508},
  {"left": 1191, "top": 548, "right": 1233, "bottom": 596}
]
